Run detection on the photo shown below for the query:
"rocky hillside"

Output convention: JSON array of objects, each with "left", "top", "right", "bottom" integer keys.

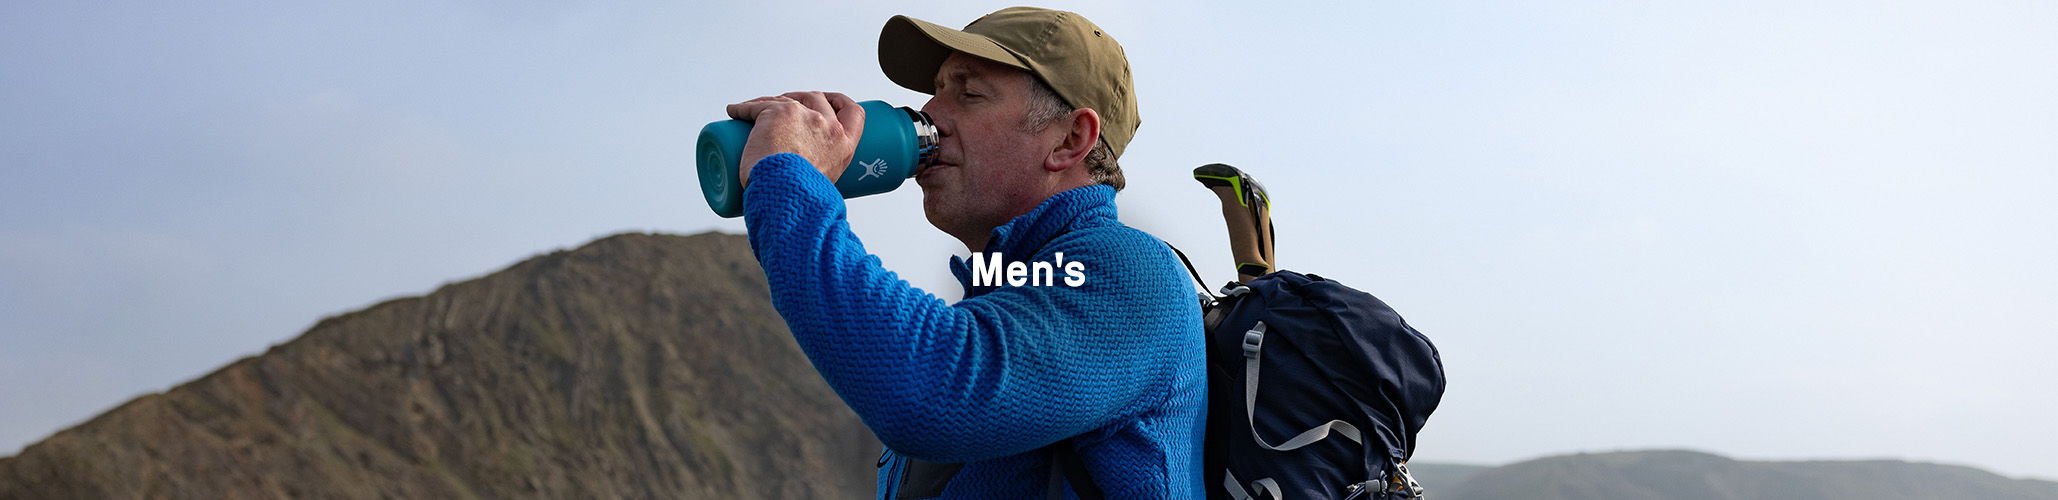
[
  {"left": 1433, "top": 449, "right": 2058, "bottom": 500},
  {"left": 0, "top": 232, "right": 881, "bottom": 499}
]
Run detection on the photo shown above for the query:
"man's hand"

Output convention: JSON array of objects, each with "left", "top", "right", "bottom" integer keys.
[{"left": 726, "top": 91, "right": 866, "bottom": 187}]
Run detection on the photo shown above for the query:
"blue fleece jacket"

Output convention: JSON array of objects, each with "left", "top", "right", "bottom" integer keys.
[{"left": 740, "top": 154, "right": 1206, "bottom": 499}]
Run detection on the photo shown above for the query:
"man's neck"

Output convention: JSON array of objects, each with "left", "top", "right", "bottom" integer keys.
[
  {"left": 953, "top": 177, "right": 1099, "bottom": 253},
  {"left": 961, "top": 234, "right": 991, "bottom": 254}
]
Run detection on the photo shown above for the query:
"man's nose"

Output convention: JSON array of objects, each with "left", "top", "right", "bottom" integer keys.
[{"left": 920, "top": 97, "right": 953, "bottom": 138}]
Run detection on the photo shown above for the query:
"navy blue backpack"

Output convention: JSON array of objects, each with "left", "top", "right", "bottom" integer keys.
[
  {"left": 1194, "top": 268, "right": 1446, "bottom": 500},
  {"left": 1043, "top": 259, "right": 1448, "bottom": 500},
  {"left": 1041, "top": 163, "right": 1443, "bottom": 499}
]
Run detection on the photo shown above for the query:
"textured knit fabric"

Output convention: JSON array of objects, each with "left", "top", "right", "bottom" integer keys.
[{"left": 740, "top": 153, "right": 1207, "bottom": 499}]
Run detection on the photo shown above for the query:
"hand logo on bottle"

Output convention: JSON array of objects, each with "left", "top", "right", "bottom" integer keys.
[{"left": 857, "top": 158, "right": 888, "bottom": 180}]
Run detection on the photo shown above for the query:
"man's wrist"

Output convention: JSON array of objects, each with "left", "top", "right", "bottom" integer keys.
[
  {"left": 743, "top": 153, "right": 831, "bottom": 215},
  {"left": 744, "top": 153, "right": 800, "bottom": 187}
]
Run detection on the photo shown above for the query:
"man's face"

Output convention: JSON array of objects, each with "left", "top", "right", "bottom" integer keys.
[{"left": 916, "top": 52, "right": 1062, "bottom": 250}]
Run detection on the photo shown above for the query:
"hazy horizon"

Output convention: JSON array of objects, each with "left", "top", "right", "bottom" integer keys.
[{"left": 4, "top": 0, "right": 2052, "bottom": 481}]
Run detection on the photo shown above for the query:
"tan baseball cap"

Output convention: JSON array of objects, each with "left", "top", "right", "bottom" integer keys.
[{"left": 878, "top": 7, "right": 1140, "bottom": 159}]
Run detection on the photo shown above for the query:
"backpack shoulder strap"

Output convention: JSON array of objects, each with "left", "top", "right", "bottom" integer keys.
[
  {"left": 1045, "top": 440, "right": 1103, "bottom": 500},
  {"left": 1166, "top": 243, "right": 1218, "bottom": 301}
]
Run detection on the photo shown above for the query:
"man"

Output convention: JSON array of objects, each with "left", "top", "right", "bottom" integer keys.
[{"left": 724, "top": 7, "right": 1204, "bottom": 499}]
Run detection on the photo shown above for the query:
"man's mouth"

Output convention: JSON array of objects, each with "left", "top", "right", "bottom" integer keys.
[{"left": 917, "top": 161, "right": 958, "bottom": 181}]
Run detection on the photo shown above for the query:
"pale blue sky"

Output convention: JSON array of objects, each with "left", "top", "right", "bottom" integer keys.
[{"left": 3, "top": 0, "right": 2053, "bottom": 480}]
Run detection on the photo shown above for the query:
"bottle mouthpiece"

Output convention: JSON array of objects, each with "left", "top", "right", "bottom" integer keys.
[{"left": 906, "top": 107, "right": 939, "bottom": 171}]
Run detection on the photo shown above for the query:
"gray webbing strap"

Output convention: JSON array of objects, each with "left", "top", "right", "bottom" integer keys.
[
  {"left": 1224, "top": 471, "right": 1284, "bottom": 500},
  {"left": 1242, "top": 321, "right": 1363, "bottom": 451}
]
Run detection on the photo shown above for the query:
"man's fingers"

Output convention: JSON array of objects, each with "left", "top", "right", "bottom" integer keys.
[
  {"left": 727, "top": 95, "right": 808, "bottom": 121},
  {"left": 726, "top": 98, "right": 778, "bottom": 121},
  {"left": 825, "top": 92, "right": 866, "bottom": 137},
  {"left": 780, "top": 91, "right": 836, "bottom": 122},
  {"left": 722, "top": 91, "right": 862, "bottom": 182}
]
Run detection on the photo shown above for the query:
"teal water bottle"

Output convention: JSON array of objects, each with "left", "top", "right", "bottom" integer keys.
[{"left": 697, "top": 100, "right": 940, "bottom": 218}]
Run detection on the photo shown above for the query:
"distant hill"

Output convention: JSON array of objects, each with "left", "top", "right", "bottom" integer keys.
[
  {"left": 1431, "top": 449, "right": 2058, "bottom": 500},
  {"left": 0, "top": 232, "right": 880, "bottom": 499},
  {"left": 1405, "top": 462, "right": 1491, "bottom": 492}
]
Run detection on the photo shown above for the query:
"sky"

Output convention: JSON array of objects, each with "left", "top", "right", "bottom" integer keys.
[{"left": 4, "top": 0, "right": 2054, "bottom": 482}]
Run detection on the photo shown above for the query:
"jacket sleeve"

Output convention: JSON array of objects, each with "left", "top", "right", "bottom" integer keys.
[{"left": 740, "top": 153, "right": 1198, "bottom": 462}]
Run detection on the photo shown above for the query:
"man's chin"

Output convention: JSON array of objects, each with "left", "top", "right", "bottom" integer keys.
[
  {"left": 919, "top": 200, "right": 951, "bottom": 236},
  {"left": 915, "top": 178, "right": 956, "bottom": 210},
  {"left": 918, "top": 190, "right": 944, "bottom": 217}
]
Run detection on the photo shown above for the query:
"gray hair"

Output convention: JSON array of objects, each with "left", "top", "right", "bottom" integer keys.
[{"left": 1022, "top": 76, "right": 1124, "bottom": 190}]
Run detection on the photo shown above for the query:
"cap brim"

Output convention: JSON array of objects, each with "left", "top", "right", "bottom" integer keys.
[{"left": 879, "top": 15, "right": 1029, "bottom": 95}]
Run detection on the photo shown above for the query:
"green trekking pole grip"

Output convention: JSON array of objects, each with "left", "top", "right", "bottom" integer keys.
[{"left": 1194, "top": 163, "right": 1275, "bottom": 282}]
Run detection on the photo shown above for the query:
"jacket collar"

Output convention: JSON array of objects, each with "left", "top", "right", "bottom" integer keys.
[{"left": 949, "top": 184, "right": 1118, "bottom": 292}]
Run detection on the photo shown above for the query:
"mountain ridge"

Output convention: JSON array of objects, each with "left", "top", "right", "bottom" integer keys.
[{"left": 0, "top": 231, "right": 880, "bottom": 499}]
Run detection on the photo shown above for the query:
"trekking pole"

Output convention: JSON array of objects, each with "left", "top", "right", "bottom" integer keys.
[{"left": 1192, "top": 163, "right": 1274, "bottom": 283}]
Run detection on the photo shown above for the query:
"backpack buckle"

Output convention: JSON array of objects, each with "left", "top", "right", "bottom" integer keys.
[
  {"left": 1241, "top": 322, "right": 1266, "bottom": 358},
  {"left": 1341, "top": 481, "right": 1375, "bottom": 500}
]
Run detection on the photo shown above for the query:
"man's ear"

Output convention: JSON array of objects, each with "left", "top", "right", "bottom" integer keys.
[{"left": 1044, "top": 108, "right": 1101, "bottom": 173}]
